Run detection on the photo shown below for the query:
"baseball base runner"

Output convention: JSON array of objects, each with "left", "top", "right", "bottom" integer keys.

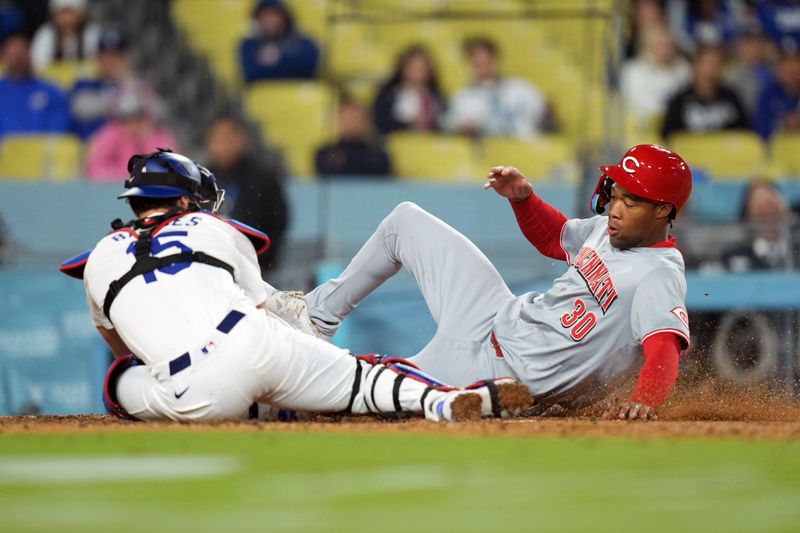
[{"left": 272, "top": 144, "right": 693, "bottom": 421}]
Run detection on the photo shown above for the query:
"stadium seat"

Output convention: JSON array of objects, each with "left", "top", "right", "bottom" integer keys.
[
  {"left": 770, "top": 133, "right": 800, "bottom": 177},
  {"left": 40, "top": 60, "right": 95, "bottom": 89},
  {"left": 0, "top": 135, "right": 83, "bottom": 180},
  {"left": 667, "top": 131, "right": 767, "bottom": 180},
  {"left": 243, "top": 81, "right": 335, "bottom": 178},
  {"left": 480, "top": 135, "right": 577, "bottom": 181},
  {"left": 387, "top": 133, "right": 479, "bottom": 181},
  {"left": 171, "top": 0, "right": 251, "bottom": 88}
]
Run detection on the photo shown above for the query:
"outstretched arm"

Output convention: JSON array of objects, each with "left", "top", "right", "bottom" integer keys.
[
  {"left": 607, "top": 332, "right": 681, "bottom": 421},
  {"left": 484, "top": 166, "right": 568, "bottom": 261}
]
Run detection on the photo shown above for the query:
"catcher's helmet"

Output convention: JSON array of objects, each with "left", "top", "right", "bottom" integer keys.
[
  {"left": 591, "top": 144, "right": 692, "bottom": 219},
  {"left": 118, "top": 148, "right": 224, "bottom": 212}
]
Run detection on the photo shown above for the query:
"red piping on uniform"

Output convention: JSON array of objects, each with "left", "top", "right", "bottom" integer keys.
[
  {"left": 207, "top": 213, "right": 271, "bottom": 255},
  {"left": 642, "top": 327, "right": 690, "bottom": 353},
  {"left": 648, "top": 235, "right": 678, "bottom": 249}
]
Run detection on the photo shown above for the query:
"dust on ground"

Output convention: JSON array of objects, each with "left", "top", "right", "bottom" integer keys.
[{"left": 3, "top": 381, "right": 799, "bottom": 440}]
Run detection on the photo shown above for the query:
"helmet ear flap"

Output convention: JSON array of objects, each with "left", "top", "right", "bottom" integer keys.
[{"left": 591, "top": 176, "right": 614, "bottom": 215}]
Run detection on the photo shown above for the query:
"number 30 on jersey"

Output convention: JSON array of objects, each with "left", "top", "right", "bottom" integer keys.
[{"left": 560, "top": 298, "right": 597, "bottom": 341}]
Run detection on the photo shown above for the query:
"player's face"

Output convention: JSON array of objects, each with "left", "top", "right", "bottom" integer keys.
[{"left": 606, "top": 183, "right": 670, "bottom": 249}]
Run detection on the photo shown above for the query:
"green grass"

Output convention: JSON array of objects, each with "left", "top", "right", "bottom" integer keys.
[{"left": 1, "top": 431, "right": 799, "bottom": 532}]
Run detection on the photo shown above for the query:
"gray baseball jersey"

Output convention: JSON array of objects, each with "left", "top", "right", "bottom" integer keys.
[
  {"left": 493, "top": 215, "right": 690, "bottom": 406},
  {"left": 307, "top": 203, "right": 690, "bottom": 407}
]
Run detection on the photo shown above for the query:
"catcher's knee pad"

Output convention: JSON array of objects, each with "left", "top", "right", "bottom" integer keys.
[{"left": 103, "top": 355, "right": 143, "bottom": 421}]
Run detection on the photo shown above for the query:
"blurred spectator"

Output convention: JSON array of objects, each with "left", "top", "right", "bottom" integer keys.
[
  {"left": 68, "top": 29, "right": 158, "bottom": 140},
  {"left": 624, "top": 0, "right": 667, "bottom": 59},
  {"left": 316, "top": 96, "right": 391, "bottom": 178},
  {"left": 622, "top": 25, "right": 691, "bottom": 128},
  {"left": 372, "top": 45, "right": 445, "bottom": 135},
  {"left": 667, "top": 0, "right": 741, "bottom": 54},
  {"left": 30, "top": 0, "right": 99, "bottom": 72},
  {"left": 726, "top": 24, "right": 775, "bottom": 116},
  {"left": 661, "top": 46, "right": 749, "bottom": 139},
  {"left": 754, "top": 50, "right": 800, "bottom": 138},
  {"left": 756, "top": 0, "right": 800, "bottom": 53},
  {"left": 0, "top": 1, "right": 24, "bottom": 43},
  {"left": 0, "top": 32, "right": 70, "bottom": 140},
  {"left": 722, "top": 180, "right": 794, "bottom": 271},
  {"left": 205, "top": 115, "right": 288, "bottom": 272},
  {"left": 239, "top": 0, "right": 320, "bottom": 83},
  {"left": 85, "top": 87, "right": 178, "bottom": 181},
  {"left": 445, "top": 37, "right": 555, "bottom": 138}
]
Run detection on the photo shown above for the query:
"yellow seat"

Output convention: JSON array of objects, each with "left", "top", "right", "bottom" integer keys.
[
  {"left": 39, "top": 60, "right": 95, "bottom": 89},
  {"left": 770, "top": 133, "right": 800, "bottom": 177},
  {"left": 480, "top": 136, "right": 577, "bottom": 181},
  {"left": 667, "top": 131, "right": 767, "bottom": 180},
  {"left": 387, "top": 133, "right": 479, "bottom": 181},
  {"left": 171, "top": 0, "right": 251, "bottom": 89},
  {"left": 243, "top": 81, "right": 335, "bottom": 178},
  {"left": 0, "top": 135, "right": 83, "bottom": 180}
]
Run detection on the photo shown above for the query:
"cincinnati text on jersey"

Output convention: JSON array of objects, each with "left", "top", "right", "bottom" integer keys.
[{"left": 573, "top": 247, "right": 618, "bottom": 314}]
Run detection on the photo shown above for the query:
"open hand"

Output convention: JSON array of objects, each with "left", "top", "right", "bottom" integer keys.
[
  {"left": 483, "top": 166, "right": 533, "bottom": 203},
  {"left": 603, "top": 401, "right": 657, "bottom": 421}
]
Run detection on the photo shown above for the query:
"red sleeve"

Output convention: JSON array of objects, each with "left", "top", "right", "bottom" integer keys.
[
  {"left": 630, "top": 332, "right": 681, "bottom": 407},
  {"left": 510, "top": 192, "right": 569, "bottom": 261}
]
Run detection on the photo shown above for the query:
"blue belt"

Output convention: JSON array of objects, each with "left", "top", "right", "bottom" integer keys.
[{"left": 168, "top": 310, "right": 245, "bottom": 376}]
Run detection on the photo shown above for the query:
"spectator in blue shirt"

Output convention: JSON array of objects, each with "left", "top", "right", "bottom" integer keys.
[
  {"left": 668, "top": 0, "right": 739, "bottom": 54},
  {"left": 239, "top": 0, "right": 320, "bottom": 83},
  {"left": 757, "top": 0, "right": 800, "bottom": 53},
  {"left": 68, "top": 29, "right": 158, "bottom": 140},
  {"left": 754, "top": 50, "right": 800, "bottom": 139},
  {"left": 0, "top": 32, "right": 70, "bottom": 140}
]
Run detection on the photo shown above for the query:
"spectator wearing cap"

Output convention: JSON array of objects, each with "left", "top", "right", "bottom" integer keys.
[
  {"left": 239, "top": 0, "right": 320, "bottom": 83},
  {"left": 0, "top": 2, "right": 24, "bottom": 43},
  {"left": 68, "top": 29, "right": 159, "bottom": 140},
  {"left": 726, "top": 24, "right": 775, "bottom": 116},
  {"left": 0, "top": 32, "right": 70, "bottom": 140},
  {"left": 30, "top": 0, "right": 100, "bottom": 72},
  {"left": 754, "top": 50, "right": 800, "bottom": 139},
  {"left": 85, "top": 87, "right": 178, "bottom": 180},
  {"left": 661, "top": 46, "right": 749, "bottom": 139}
]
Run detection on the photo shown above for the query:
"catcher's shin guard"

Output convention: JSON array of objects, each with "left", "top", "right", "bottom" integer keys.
[
  {"left": 346, "top": 354, "right": 450, "bottom": 417},
  {"left": 346, "top": 356, "right": 532, "bottom": 422},
  {"left": 103, "top": 355, "right": 142, "bottom": 421}
]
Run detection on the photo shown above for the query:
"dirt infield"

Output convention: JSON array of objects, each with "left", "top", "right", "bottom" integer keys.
[
  {"left": 3, "top": 381, "right": 799, "bottom": 440},
  {"left": 2, "top": 414, "right": 799, "bottom": 440}
]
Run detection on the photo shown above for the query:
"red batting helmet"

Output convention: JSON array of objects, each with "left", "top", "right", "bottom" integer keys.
[{"left": 591, "top": 144, "right": 692, "bottom": 218}]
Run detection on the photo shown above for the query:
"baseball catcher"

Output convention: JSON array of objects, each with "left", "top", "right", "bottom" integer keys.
[
  {"left": 271, "top": 144, "right": 693, "bottom": 420},
  {"left": 60, "top": 149, "right": 532, "bottom": 422}
]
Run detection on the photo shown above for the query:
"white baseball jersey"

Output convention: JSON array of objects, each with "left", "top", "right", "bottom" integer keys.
[
  {"left": 65, "top": 209, "right": 469, "bottom": 422},
  {"left": 83, "top": 211, "right": 267, "bottom": 365},
  {"left": 493, "top": 215, "right": 690, "bottom": 406}
]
